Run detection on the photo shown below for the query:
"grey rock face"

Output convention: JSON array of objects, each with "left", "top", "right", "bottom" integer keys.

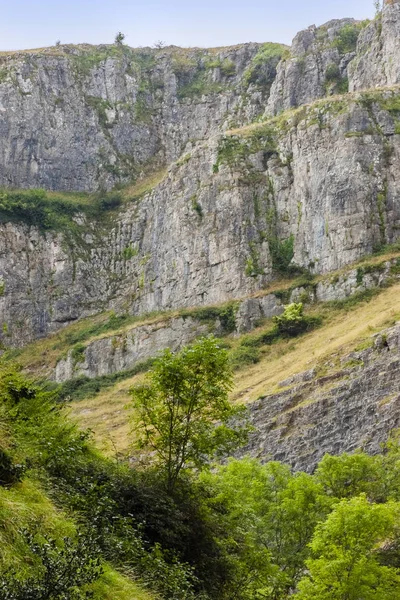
[
  {"left": 0, "top": 43, "right": 278, "bottom": 192},
  {"left": 349, "top": 1, "right": 400, "bottom": 91},
  {"left": 51, "top": 258, "right": 398, "bottom": 383},
  {"left": 267, "top": 19, "right": 358, "bottom": 115},
  {"left": 235, "top": 295, "right": 284, "bottom": 334},
  {"left": 2, "top": 92, "right": 400, "bottom": 347},
  {"left": 242, "top": 322, "right": 400, "bottom": 471},
  {"left": 54, "top": 316, "right": 210, "bottom": 382},
  {"left": 1, "top": 8, "right": 400, "bottom": 348}
]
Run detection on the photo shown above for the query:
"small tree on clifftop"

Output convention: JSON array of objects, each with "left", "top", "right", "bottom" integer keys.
[{"left": 114, "top": 31, "right": 125, "bottom": 45}]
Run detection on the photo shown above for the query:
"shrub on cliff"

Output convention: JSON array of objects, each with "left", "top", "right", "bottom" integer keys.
[{"left": 274, "top": 302, "right": 320, "bottom": 336}]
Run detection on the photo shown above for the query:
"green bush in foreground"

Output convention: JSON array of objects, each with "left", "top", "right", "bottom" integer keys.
[{"left": 0, "top": 530, "right": 102, "bottom": 600}]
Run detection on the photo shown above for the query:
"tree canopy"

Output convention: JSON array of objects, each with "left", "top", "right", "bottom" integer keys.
[{"left": 130, "top": 336, "right": 248, "bottom": 492}]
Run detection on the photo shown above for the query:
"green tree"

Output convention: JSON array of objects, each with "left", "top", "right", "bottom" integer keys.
[
  {"left": 315, "top": 452, "right": 386, "bottom": 501},
  {"left": 200, "top": 459, "right": 332, "bottom": 599},
  {"left": 114, "top": 31, "right": 125, "bottom": 45},
  {"left": 296, "top": 495, "right": 400, "bottom": 600},
  {"left": 130, "top": 337, "right": 248, "bottom": 493},
  {"left": 274, "top": 303, "right": 308, "bottom": 336}
]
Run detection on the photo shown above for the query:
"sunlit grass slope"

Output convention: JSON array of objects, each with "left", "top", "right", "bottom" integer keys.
[{"left": 68, "top": 281, "right": 400, "bottom": 456}]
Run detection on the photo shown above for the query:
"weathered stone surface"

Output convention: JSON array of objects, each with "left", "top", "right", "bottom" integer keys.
[
  {"left": 0, "top": 43, "right": 275, "bottom": 192},
  {"left": 54, "top": 316, "right": 210, "bottom": 382},
  {"left": 267, "top": 19, "right": 357, "bottom": 115},
  {"left": 51, "top": 258, "right": 399, "bottom": 383},
  {"left": 235, "top": 295, "right": 284, "bottom": 334},
  {"left": 349, "top": 1, "right": 400, "bottom": 92},
  {"left": 243, "top": 322, "right": 400, "bottom": 471},
  {"left": 1, "top": 8, "right": 400, "bottom": 349}
]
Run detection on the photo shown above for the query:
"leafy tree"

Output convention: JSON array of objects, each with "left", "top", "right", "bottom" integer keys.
[
  {"left": 315, "top": 452, "right": 386, "bottom": 501},
  {"left": 201, "top": 459, "right": 331, "bottom": 599},
  {"left": 114, "top": 31, "right": 125, "bottom": 45},
  {"left": 130, "top": 337, "right": 248, "bottom": 493},
  {"left": 296, "top": 495, "right": 400, "bottom": 600}
]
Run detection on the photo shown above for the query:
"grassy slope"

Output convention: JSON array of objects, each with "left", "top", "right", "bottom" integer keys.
[
  {"left": 65, "top": 253, "right": 400, "bottom": 456},
  {"left": 0, "top": 479, "right": 155, "bottom": 600},
  {"left": 232, "top": 282, "right": 400, "bottom": 402},
  {"left": 68, "top": 372, "right": 144, "bottom": 455},
  {"left": 12, "top": 245, "right": 399, "bottom": 379}
]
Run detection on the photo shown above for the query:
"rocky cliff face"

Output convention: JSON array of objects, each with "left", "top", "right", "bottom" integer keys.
[
  {"left": 1, "top": 3, "right": 400, "bottom": 348},
  {"left": 52, "top": 258, "right": 398, "bottom": 384},
  {"left": 349, "top": 0, "right": 400, "bottom": 91},
  {"left": 243, "top": 321, "right": 400, "bottom": 472},
  {"left": 0, "top": 42, "right": 281, "bottom": 191},
  {"left": 266, "top": 18, "right": 359, "bottom": 115}
]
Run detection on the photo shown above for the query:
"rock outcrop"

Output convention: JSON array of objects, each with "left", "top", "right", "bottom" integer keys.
[
  {"left": 244, "top": 322, "right": 400, "bottom": 471},
  {"left": 267, "top": 18, "right": 358, "bottom": 115},
  {"left": 0, "top": 42, "right": 281, "bottom": 191},
  {"left": 349, "top": 0, "right": 400, "bottom": 91},
  {"left": 52, "top": 258, "right": 399, "bottom": 383}
]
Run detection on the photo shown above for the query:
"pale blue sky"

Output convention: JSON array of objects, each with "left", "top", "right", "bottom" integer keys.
[{"left": 1, "top": 1, "right": 375, "bottom": 51}]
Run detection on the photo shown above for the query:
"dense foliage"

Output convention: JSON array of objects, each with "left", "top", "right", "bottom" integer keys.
[
  {"left": 131, "top": 337, "right": 248, "bottom": 492},
  {"left": 0, "top": 188, "right": 122, "bottom": 233},
  {"left": 2, "top": 349, "right": 400, "bottom": 599}
]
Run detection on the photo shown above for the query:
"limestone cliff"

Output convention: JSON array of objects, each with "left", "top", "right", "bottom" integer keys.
[
  {"left": 1, "top": 2, "right": 400, "bottom": 349},
  {"left": 0, "top": 42, "right": 281, "bottom": 191}
]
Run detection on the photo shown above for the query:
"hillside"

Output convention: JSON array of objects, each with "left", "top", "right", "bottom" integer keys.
[{"left": 2, "top": 1, "right": 400, "bottom": 598}]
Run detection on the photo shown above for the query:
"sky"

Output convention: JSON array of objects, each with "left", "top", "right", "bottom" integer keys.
[{"left": 0, "top": 0, "right": 375, "bottom": 51}]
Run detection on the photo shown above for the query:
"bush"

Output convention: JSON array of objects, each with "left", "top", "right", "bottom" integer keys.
[
  {"left": 184, "top": 303, "right": 238, "bottom": 335},
  {"left": 0, "top": 447, "right": 24, "bottom": 486},
  {"left": 268, "top": 235, "right": 295, "bottom": 274},
  {"left": 273, "top": 303, "right": 320, "bottom": 336},
  {"left": 334, "top": 23, "right": 360, "bottom": 54},
  {"left": 230, "top": 346, "right": 261, "bottom": 371},
  {"left": 0, "top": 530, "right": 102, "bottom": 600},
  {"left": 325, "top": 63, "right": 341, "bottom": 82}
]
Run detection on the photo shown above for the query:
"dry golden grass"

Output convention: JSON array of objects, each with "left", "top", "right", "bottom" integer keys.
[
  {"left": 121, "top": 168, "right": 168, "bottom": 202},
  {"left": 68, "top": 372, "right": 145, "bottom": 456},
  {"left": 232, "top": 283, "right": 400, "bottom": 403},
  {"left": 68, "top": 283, "right": 400, "bottom": 454}
]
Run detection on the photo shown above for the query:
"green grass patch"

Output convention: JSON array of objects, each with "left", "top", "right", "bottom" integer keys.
[
  {"left": 182, "top": 302, "right": 239, "bottom": 335},
  {"left": 0, "top": 188, "right": 122, "bottom": 234},
  {"left": 53, "top": 311, "right": 149, "bottom": 350},
  {"left": 332, "top": 23, "right": 363, "bottom": 54},
  {"left": 0, "top": 68, "right": 8, "bottom": 83},
  {"left": 90, "top": 565, "right": 155, "bottom": 600},
  {"left": 243, "top": 43, "right": 286, "bottom": 89},
  {"left": 214, "top": 125, "right": 277, "bottom": 171}
]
